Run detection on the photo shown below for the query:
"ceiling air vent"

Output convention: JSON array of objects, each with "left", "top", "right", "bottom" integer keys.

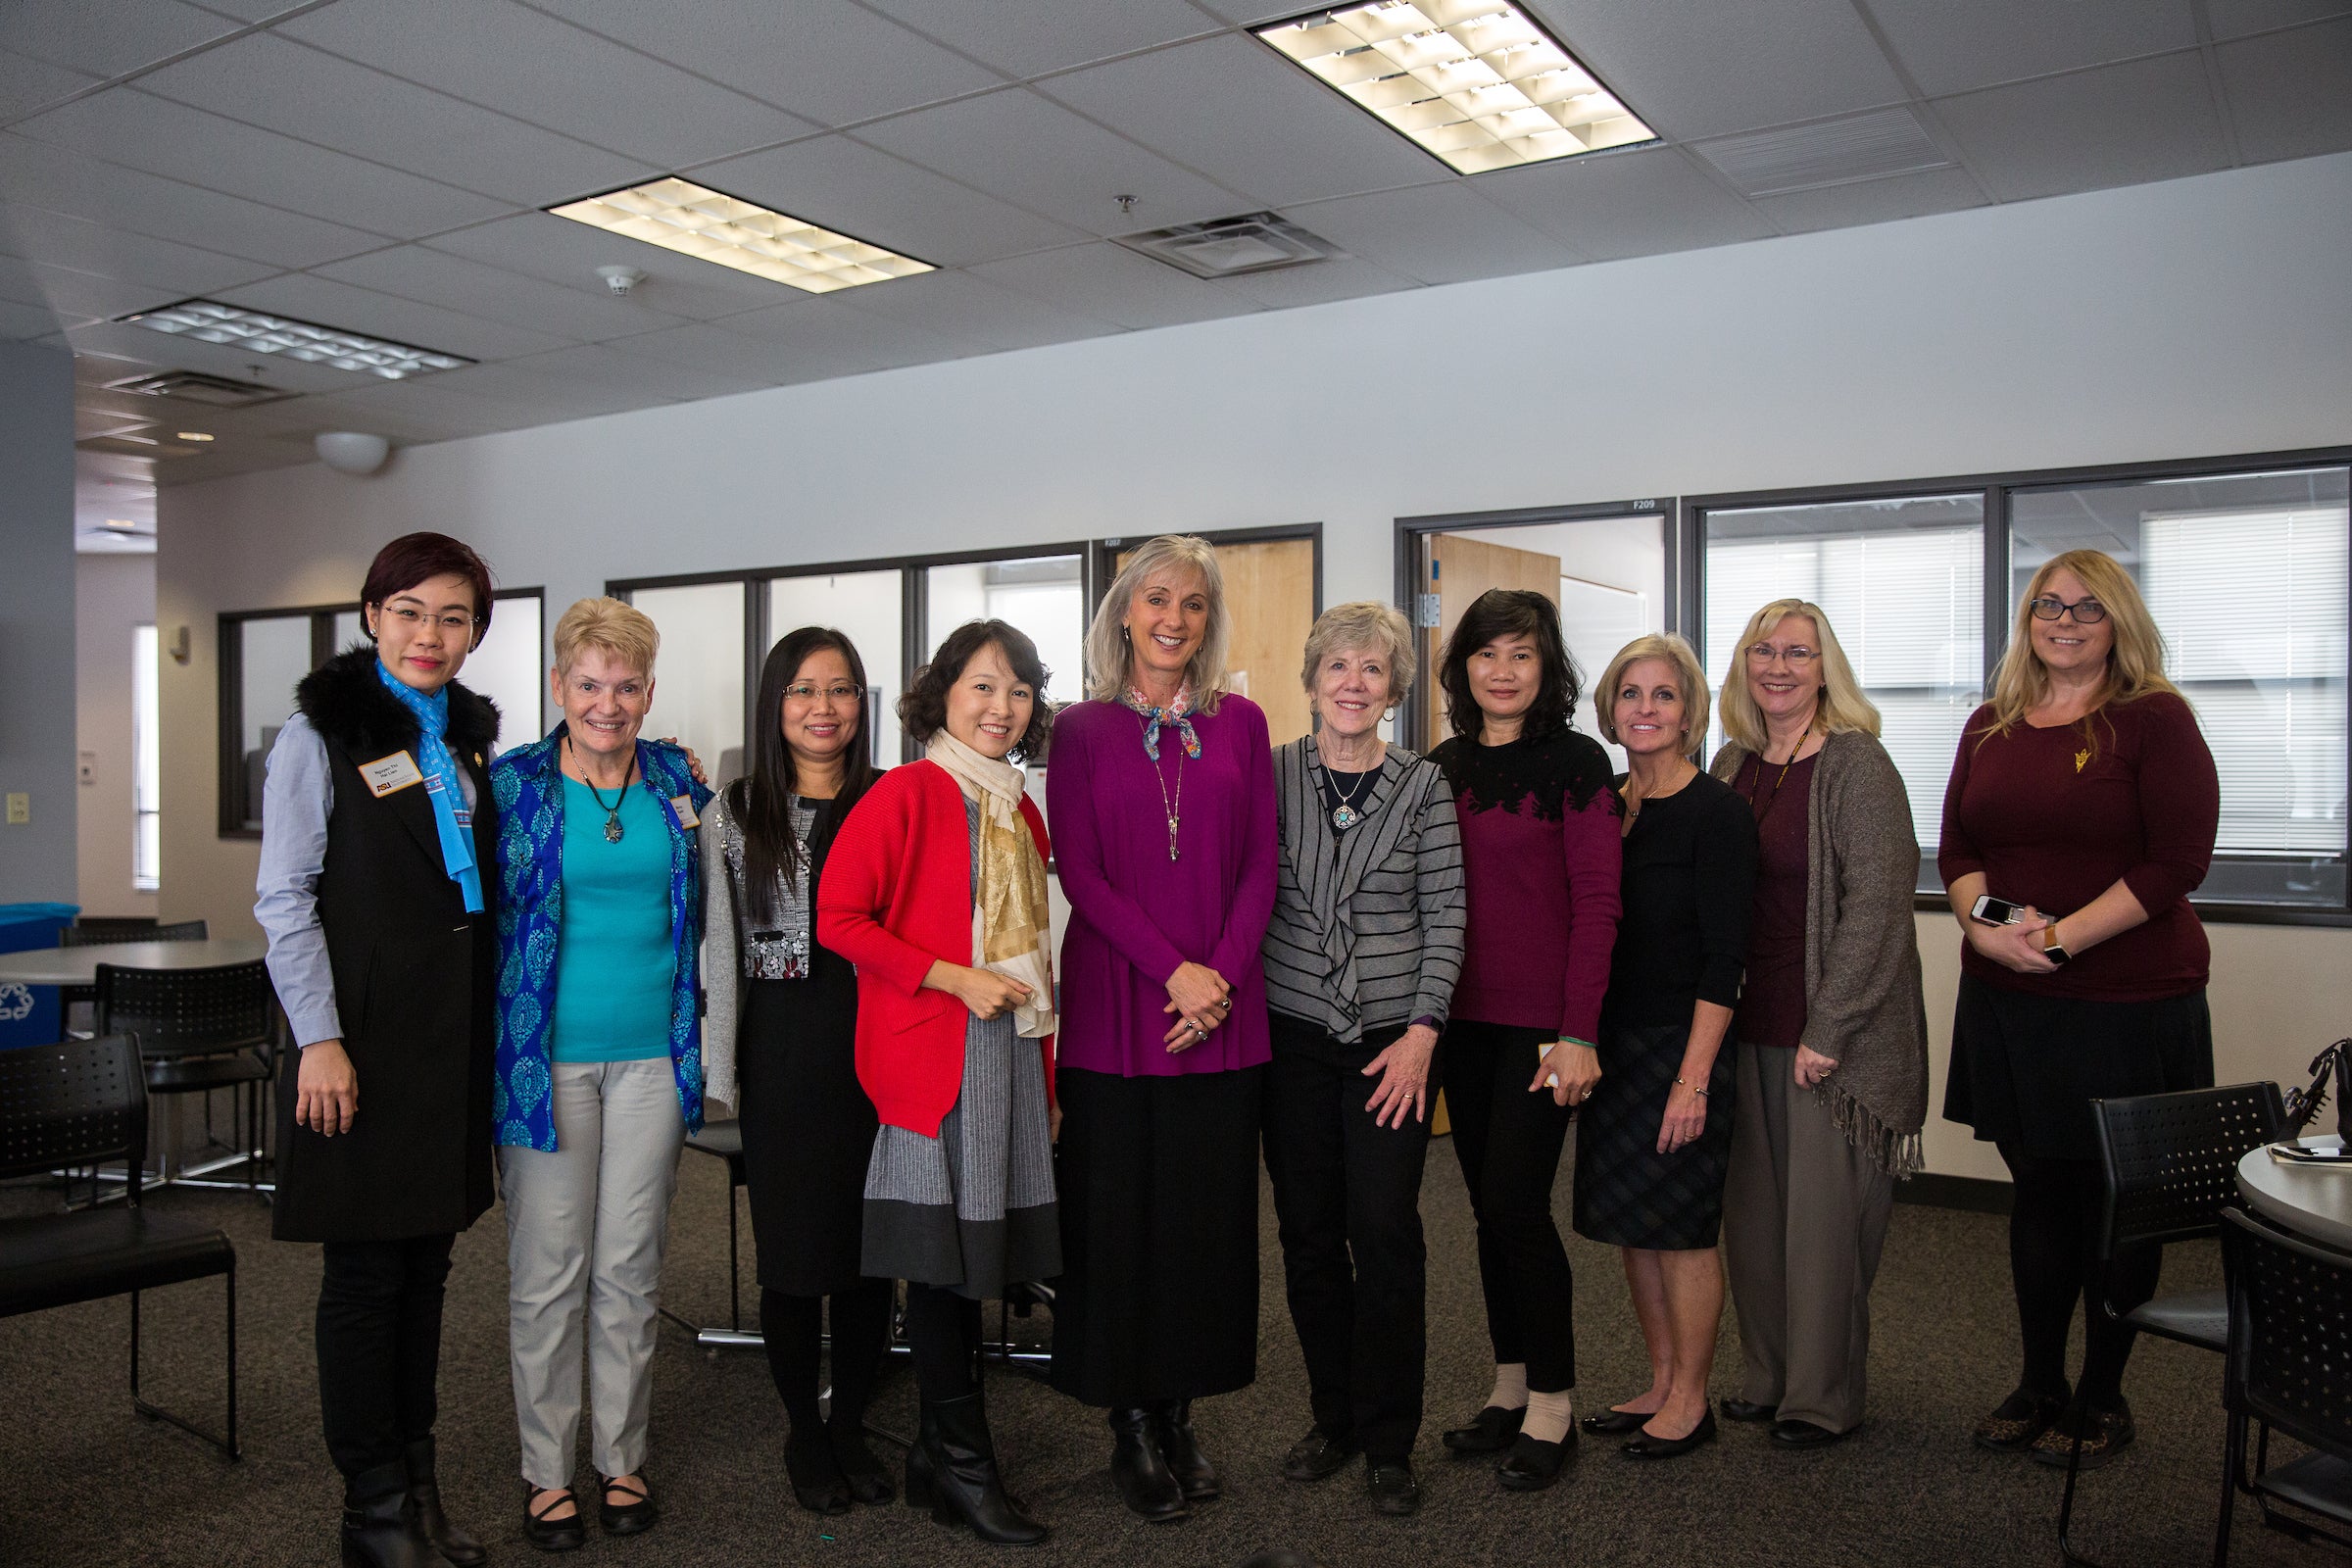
[
  {"left": 1114, "top": 212, "right": 1341, "bottom": 280},
  {"left": 105, "top": 369, "right": 289, "bottom": 407},
  {"left": 1693, "top": 107, "right": 1951, "bottom": 198}
]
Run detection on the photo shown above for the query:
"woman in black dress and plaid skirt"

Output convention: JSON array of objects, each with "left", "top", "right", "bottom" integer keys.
[{"left": 1573, "top": 634, "right": 1757, "bottom": 1458}]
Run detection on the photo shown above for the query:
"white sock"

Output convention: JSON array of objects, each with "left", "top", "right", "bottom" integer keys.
[
  {"left": 1521, "top": 1388, "right": 1575, "bottom": 1446},
  {"left": 1485, "top": 1362, "right": 1529, "bottom": 1412}
]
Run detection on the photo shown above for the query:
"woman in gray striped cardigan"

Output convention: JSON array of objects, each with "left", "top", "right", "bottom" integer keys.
[{"left": 1261, "top": 601, "right": 1467, "bottom": 1520}]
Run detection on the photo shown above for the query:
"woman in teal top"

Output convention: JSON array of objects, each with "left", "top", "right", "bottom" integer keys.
[{"left": 490, "top": 597, "right": 711, "bottom": 1549}]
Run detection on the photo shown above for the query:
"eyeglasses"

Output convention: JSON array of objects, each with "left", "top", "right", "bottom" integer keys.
[
  {"left": 381, "top": 606, "right": 477, "bottom": 632},
  {"left": 783, "top": 683, "right": 861, "bottom": 704},
  {"left": 2029, "top": 595, "right": 2108, "bottom": 624},
  {"left": 1744, "top": 643, "right": 1820, "bottom": 666}
]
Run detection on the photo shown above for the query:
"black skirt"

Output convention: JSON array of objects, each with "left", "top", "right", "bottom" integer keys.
[
  {"left": 1571, "top": 1019, "right": 1738, "bottom": 1250},
  {"left": 1943, "top": 974, "right": 2214, "bottom": 1162},
  {"left": 1048, "top": 1064, "right": 1265, "bottom": 1406},
  {"left": 739, "top": 962, "right": 879, "bottom": 1297}
]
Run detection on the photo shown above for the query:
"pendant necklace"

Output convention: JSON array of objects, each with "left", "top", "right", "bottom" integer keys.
[
  {"left": 1324, "top": 760, "right": 1375, "bottom": 831},
  {"left": 1150, "top": 744, "right": 1186, "bottom": 861},
  {"left": 1743, "top": 739, "right": 1804, "bottom": 824},
  {"left": 569, "top": 737, "right": 634, "bottom": 844}
]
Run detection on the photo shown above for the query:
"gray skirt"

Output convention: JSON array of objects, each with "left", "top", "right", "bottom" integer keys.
[{"left": 862, "top": 1005, "right": 1061, "bottom": 1298}]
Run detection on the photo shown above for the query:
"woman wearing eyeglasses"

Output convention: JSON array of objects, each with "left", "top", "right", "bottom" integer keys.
[
  {"left": 1711, "top": 599, "right": 1927, "bottom": 1452},
  {"left": 701, "top": 628, "right": 893, "bottom": 1515},
  {"left": 1940, "top": 550, "right": 2218, "bottom": 1469}
]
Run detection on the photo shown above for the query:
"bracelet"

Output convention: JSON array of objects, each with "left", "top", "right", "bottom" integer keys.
[{"left": 1675, "top": 1076, "right": 1710, "bottom": 1099}]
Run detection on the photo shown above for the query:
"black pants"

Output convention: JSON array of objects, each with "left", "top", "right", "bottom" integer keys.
[
  {"left": 1262, "top": 1016, "right": 1433, "bottom": 1462},
  {"left": 903, "top": 1282, "right": 983, "bottom": 1403},
  {"left": 317, "top": 1233, "right": 457, "bottom": 1480},
  {"left": 1999, "top": 1144, "right": 2163, "bottom": 1409},
  {"left": 1442, "top": 1020, "right": 1576, "bottom": 1393}
]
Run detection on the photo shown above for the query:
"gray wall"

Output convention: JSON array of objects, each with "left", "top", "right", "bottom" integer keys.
[{"left": 0, "top": 340, "right": 76, "bottom": 905}]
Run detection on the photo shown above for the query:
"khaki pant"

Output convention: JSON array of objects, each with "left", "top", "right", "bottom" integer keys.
[{"left": 1722, "top": 1042, "right": 1894, "bottom": 1434}]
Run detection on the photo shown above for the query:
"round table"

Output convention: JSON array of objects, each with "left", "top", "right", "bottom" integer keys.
[
  {"left": 2236, "top": 1135, "right": 2352, "bottom": 1252},
  {"left": 0, "top": 937, "right": 268, "bottom": 988}
]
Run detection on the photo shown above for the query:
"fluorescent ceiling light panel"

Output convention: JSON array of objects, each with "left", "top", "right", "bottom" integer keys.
[
  {"left": 121, "top": 301, "right": 472, "bottom": 380},
  {"left": 549, "top": 178, "right": 933, "bottom": 295},
  {"left": 1253, "top": 1, "right": 1654, "bottom": 174}
]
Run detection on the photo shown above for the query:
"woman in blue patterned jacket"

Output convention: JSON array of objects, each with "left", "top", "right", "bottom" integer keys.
[{"left": 490, "top": 597, "right": 712, "bottom": 1550}]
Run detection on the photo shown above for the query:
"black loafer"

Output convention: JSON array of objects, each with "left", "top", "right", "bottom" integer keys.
[
  {"left": 1443, "top": 1404, "right": 1526, "bottom": 1454},
  {"left": 522, "top": 1485, "right": 585, "bottom": 1553},
  {"left": 1974, "top": 1391, "right": 2067, "bottom": 1454},
  {"left": 1769, "top": 1419, "right": 1857, "bottom": 1450},
  {"left": 1622, "top": 1409, "right": 1718, "bottom": 1460},
  {"left": 598, "top": 1474, "right": 659, "bottom": 1536},
  {"left": 1577, "top": 1407, "right": 1652, "bottom": 1436},
  {"left": 1366, "top": 1461, "right": 1421, "bottom": 1516},
  {"left": 1282, "top": 1427, "right": 1359, "bottom": 1484},
  {"left": 2029, "top": 1404, "right": 2134, "bottom": 1470},
  {"left": 1719, "top": 1397, "right": 1778, "bottom": 1423},
  {"left": 1496, "top": 1431, "right": 1576, "bottom": 1491}
]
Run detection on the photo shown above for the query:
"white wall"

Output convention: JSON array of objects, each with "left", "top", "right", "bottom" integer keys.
[
  {"left": 158, "top": 152, "right": 2352, "bottom": 1175},
  {"left": 74, "top": 553, "right": 158, "bottom": 920},
  {"left": 0, "top": 340, "right": 76, "bottom": 905}
]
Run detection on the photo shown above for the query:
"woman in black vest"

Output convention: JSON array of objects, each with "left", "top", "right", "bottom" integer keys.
[{"left": 256, "top": 533, "right": 501, "bottom": 1568}]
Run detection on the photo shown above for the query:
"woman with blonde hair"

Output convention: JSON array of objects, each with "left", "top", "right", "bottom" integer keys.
[
  {"left": 1940, "top": 549, "right": 2218, "bottom": 1468},
  {"left": 1711, "top": 598, "right": 1926, "bottom": 1451}
]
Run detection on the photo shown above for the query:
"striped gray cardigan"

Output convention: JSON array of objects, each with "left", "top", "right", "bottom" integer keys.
[{"left": 1261, "top": 736, "right": 1467, "bottom": 1043}]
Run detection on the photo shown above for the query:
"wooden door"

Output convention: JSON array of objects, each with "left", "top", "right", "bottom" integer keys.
[
  {"left": 1116, "top": 537, "right": 1317, "bottom": 746},
  {"left": 1422, "top": 532, "right": 1561, "bottom": 750}
]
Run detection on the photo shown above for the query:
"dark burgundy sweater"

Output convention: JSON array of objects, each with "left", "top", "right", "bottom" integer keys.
[
  {"left": 1937, "top": 693, "right": 2219, "bottom": 1003},
  {"left": 1430, "top": 729, "right": 1622, "bottom": 1042}
]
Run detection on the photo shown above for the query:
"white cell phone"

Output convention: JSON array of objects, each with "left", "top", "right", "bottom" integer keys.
[
  {"left": 1972, "top": 895, "right": 2026, "bottom": 926},
  {"left": 1539, "top": 1040, "right": 1558, "bottom": 1090}
]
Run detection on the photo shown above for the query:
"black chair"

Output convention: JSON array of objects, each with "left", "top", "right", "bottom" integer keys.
[
  {"left": 660, "top": 1119, "right": 757, "bottom": 1348},
  {"left": 2060, "top": 1081, "right": 2286, "bottom": 1565},
  {"left": 0, "top": 1034, "right": 238, "bottom": 1459},
  {"left": 2217, "top": 1205, "right": 2352, "bottom": 1561},
  {"left": 60, "top": 918, "right": 205, "bottom": 1037},
  {"left": 96, "top": 960, "right": 274, "bottom": 1193}
]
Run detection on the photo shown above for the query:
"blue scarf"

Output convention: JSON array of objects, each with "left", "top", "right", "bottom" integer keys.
[
  {"left": 1121, "top": 685, "right": 1202, "bottom": 762},
  {"left": 376, "top": 661, "right": 484, "bottom": 913}
]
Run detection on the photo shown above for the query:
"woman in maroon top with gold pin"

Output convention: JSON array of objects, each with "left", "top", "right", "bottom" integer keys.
[{"left": 1941, "top": 548, "right": 2220, "bottom": 1470}]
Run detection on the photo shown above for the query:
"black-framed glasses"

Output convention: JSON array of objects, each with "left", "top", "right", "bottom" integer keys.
[{"left": 2029, "top": 595, "right": 2108, "bottom": 624}]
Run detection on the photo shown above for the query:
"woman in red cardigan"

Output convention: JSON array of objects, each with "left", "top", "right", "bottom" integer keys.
[{"left": 815, "top": 617, "right": 1060, "bottom": 1547}]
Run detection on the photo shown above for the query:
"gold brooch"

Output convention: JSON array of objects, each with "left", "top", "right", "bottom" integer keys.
[{"left": 2074, "top": 749, "right": 2090, "bottom": 773}]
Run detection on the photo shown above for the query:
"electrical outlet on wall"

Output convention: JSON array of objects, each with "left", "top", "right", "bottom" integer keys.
[{"left": 5, "top": 794, "right": 27, "bottom": 825}]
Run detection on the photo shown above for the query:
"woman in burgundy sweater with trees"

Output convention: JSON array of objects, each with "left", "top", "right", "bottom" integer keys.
[{"left": 1940, "top": 548, "right": 2221, "bottom": 1470}]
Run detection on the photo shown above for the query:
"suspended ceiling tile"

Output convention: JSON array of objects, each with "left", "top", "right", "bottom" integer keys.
[
  {"left": 1185, "top": 0, "right": 1312, "bottom": 24},
  {"left": 1865, "top": 0, "right": 2197, "bottom": 96},
  {"left": 1202, "top": 253, "right": 1414, "bottom": 310},
  {"left": 0, "top": 295, "right": 65, "bottom": 337},
  {"left": 0, "top": 253, "right": 223, "bottom": 320},
  {"left": 968, "top": 241, "right": 1246, "bottom": 330},
  {"left": 0, "top": 0, "right": 243, "bottom": 79},
  {"left": 861, "top": 0, "right": 1220, "bottom": 78},
  {"left": 854, "top": 86, "right": 1249, "bottom": 237},
  {"left": 1284, "top": 181, "right": 1581, "bottom": 286},
  {"left": 506, "top": 341, "right": 771, "bottom": 403},
  {"left": 316, "top": 245, "right": 689, "bottom": 344},
  {"left": 2206, "top": 0, "right": 2352, "bottom": 37},
  {"left": 837, "top": 267, "right": 1117, "bottom": 354},
  {"left": 1933, "top": 51, "right": 2229, "bottom": 202},
  {"left": 695, "top": 133, "right": 1089, "bottom": 268},
  {"left": 13, "top": 89, "right": 508, "bottom": 235},
  {"left": 216, "top": 270, "right": 570, "bottom": 361},
  {"left": 1518, "top": 0, "right": 1910, "bottom": 141},
  {"left": 593, "top": 320, "right": 802, "bottom": 384},
  {"left": 280, "top": 0, "right": 814, "bottom": 168},
  {"left": 1040, "top": 32, "right": 1444, "bottom": 209},
  {"left": 0, "top": 132, "right": 387, "bottom": 270},
  {"left": 137, "top": 33, "right": 657, "bottom": 209},
  {"left": 2217, "top": 18, "right": 2352, "bottom": 164},
  {"left": 0, "top": 47, "right": 97, "bottom": 122},
  {"left": 1746, "top": 164, "right": 1986, "bottom": 233},
  {"left": 0, "top": 200, "right": 280, "bottom": 295},
  {"left": 422, "top": 212, "right": 793, "bottom": 321},
  {"left": 1478, "top": 144, "right": 1774, "bottom": 262},
  {"left": 532, "top": 0, "right": 1004, "bottom": 127}
]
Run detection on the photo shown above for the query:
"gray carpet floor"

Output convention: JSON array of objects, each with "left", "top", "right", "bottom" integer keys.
[{"left": 0, "top": 1126, "right": 2327, "bottom": 1568}]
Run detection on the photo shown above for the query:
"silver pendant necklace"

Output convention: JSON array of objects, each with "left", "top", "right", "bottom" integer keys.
[
  {"left": 568, "top": 737, "right": 634, "bottom": 843},
  {"left": 1324, "top": 762, "right": 1374, "bottom": 831},
  {"left": 1150, "top": 746, "right": 1186, "bottom": 861}
]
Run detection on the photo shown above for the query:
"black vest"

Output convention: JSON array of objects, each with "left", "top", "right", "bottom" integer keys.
[{"left": 271, "top": 649, "right": 501, "bottom": 1244}]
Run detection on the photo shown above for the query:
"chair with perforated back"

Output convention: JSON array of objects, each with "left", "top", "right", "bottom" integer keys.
[
  {"left": 2217, "top": 1205, "right": 2352, "bottom": 1562},
  {"left": 0, "top": 1033, "right": 238, "bottom": 1459},
  {"left": 59, "top": 919, "right": 206, "bottom": 1036},
  {"left": 96, "top": 959, "right": 274, "bottom": 1192},
  {"left": 2055, "top": 1081, "right": 2286, "bottom": 1565}
]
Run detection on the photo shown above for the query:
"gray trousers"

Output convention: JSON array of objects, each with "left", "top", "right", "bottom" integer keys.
[
  {"left": 1722, "top": 1042, "right": 1894, "bottom": 1435},
  {"left": 500, "top": 1057, "right": 685, "bottom": 1489}
]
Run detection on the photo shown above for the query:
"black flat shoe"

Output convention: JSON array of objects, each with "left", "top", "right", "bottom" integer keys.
[
  {"left": 2029, "top": 1403, "right": 2134, "bottom": 1470},
  {"left": 1577, "top": 1407, "right": 1653, "bottom": 1436},
  {"left": 1719, "top": 1397, "right": 1778, "bottom": 1423},
  {"left": 598, "top": 1475, "right": 659, "bottom": 1536},
  {"left": 1282, "top": 1427, "right": 1359, "bottom": 1484},
  {"left": 1496, "top": 1430, "right": 1577, "bottom": 1491},
  {"left": 1769, "top": 1419, "right": 1858, "bottom": 1450},
  {"left": 785, "top": 1429, "right": 852, "bottom": 1516},
  {"left": 1622, "top": 1409, "right": 1718, "bottom": 1460},
  {"left": 1443, "top": 1404, "right": 1526, "bottom": 1454},
  {"left": 520, "top": 1485, "right": 585, "bottom": 1554},
  {"left": 1974, "top": 1389, "right": 2068, "bottom": 1454},
  {"left": 1366, "top": 1461, "right": 1421, "bottom": 1516},
  {"left": 830, "top": 1418, "right": 896, "bottom": 1506}
]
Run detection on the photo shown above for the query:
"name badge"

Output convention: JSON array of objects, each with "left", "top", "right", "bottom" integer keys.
[
  {"left": 669, "top": 794, "right": 701, "bottom": 830},
  {"left": 359, "top": 751, "right": 424, "bottom": 798}
]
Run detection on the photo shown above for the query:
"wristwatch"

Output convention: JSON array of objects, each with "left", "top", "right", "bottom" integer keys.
[{"left": 2040, "top": 922, "right": 2073, "bottom": 966}]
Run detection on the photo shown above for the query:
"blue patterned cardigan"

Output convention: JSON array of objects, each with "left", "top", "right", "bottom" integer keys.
[{"left": 490, "top": 727, "right": 714, "bottom": 1152}]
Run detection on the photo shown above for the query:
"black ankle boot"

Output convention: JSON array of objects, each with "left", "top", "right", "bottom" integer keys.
[
  {"left": 402, "top": 1439, "right": 485, "bottom": 1567},
  {"left": 905, "top": 1393, "right": 1048, "bottom": 1545},
  {"left": 1150, "top": 1401, "right": 1221, "bottom": 1503},
  {"left": 1107, "top": 1406, "right": 1189, "bottom": 1522},
  {"left": 342, "top": 1460, "right": 439, "bottom": 1568}
]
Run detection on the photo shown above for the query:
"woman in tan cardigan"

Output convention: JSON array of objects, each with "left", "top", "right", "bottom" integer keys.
[{"left": 1709, "top": 598, "right": 1928, "bottom": 1450}]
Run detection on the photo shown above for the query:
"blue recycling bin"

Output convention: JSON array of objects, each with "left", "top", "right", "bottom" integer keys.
[{"left": 0, "top": 902, "right": 79, "bottom": 1049}]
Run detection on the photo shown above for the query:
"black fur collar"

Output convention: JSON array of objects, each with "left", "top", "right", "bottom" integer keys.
[{"left": 295, "top": 647, "right": 501, "bottom": 763}]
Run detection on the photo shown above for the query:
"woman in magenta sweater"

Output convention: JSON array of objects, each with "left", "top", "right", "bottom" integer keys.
[
  {"left": 815, "top": 618, "right": 1059, "bottom": 1546},
  {"left": 1941, "top": 549, "right": 2220, "bottom": 1470},
  {"left": 1426, "top": 589, "right": 1621, "bottom": 1492},
  {"left": 1047, "top": 535, "right": 1277, "bottom": 1523}
]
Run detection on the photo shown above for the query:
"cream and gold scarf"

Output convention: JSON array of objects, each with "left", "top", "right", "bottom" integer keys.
[{"left": 925, "top": 731, "right": 1056, "bottom": 1039}]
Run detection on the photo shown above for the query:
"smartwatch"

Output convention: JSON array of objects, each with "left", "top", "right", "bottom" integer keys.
[{"left": 2040, "top": 923, "right": 2073, "bottom": 966}]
